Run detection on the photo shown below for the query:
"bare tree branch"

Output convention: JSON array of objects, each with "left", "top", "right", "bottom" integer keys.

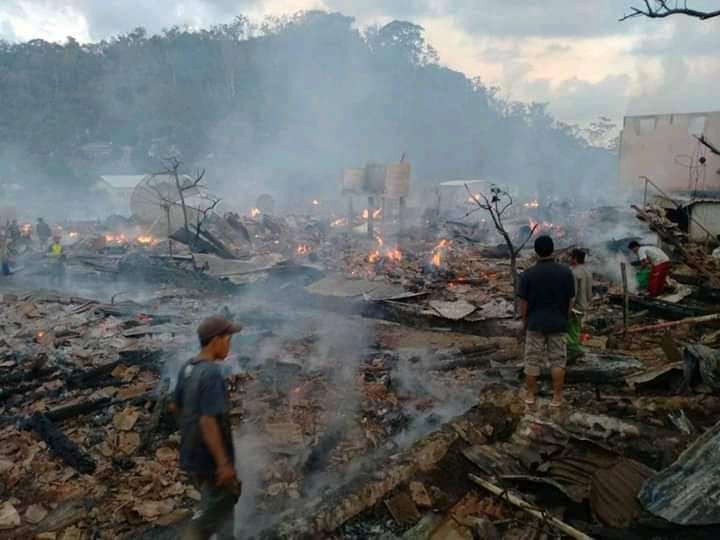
[
  {"left": 620, "top": 0, "right": 720, "bottom": 21},
  {"left": 514, "top": 224, "right": 539, "bottom": 257},
  {"left": 464, "top": 183, "right": 526, "bottom": 311},
  {"left": 695, "top": 134, "right": 720, "bottom": 156},
  {"left": 194, "top": 196, "right": 222, "bottom": 242}
]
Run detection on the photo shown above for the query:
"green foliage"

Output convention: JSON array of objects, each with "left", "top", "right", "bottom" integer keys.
[{"left": 0, "top": 11, "right": 615, "bottom": 203}]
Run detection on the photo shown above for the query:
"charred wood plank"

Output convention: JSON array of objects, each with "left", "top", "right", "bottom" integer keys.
[
  {"left": 25, "top": 413, "right": 95, "bottom": 474},
  {"left": 45, "top": 396, "right": 112, "bottom": 423},
  {"left": 609, "top": 293, "right": 713, "bottom": 320}
]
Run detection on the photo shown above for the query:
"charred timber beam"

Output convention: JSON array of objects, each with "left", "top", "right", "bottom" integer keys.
[
  {"left": 24, "top": 413, "right": 95, "bottom": 474},
  {"left": 609, "top": 293, "right": 712, "bottom": 320},
  {"left": 45, "top": 396, "right": 112, "bottom": 423},
  {"left": 260, "top": 428, "right": 458, "bottom": 538}
]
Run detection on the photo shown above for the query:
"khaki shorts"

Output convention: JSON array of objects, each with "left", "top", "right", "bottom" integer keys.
[{"left": 524, "top": 331, "right": 567, "bottom": 377}]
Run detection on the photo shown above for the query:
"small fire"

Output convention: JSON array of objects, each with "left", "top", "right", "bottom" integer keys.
[
  {"left": 249, "top": 208, "right": 261, "bottom": 218},
  {"left": 104, "top": 233, "right": 128, "bottom": 244},
  {"left": 68, "top": 231, "right": 78, "bottom": 238},
  {"left": 467, "top": 193, "right": 481, "bottom": 204},
  {"left": 385, "top": 248, "right": 402, "bottom": 263},
  {"left": 367, "top": 235, "right": 402, "bottom": 264},
  {"left": 330, "top": 218, "right": 347, "bottom": 228},
  {"left": 136, "top": 235, "right": 156, "bottom": 245},
  {"left": 431, "top": 239, "right": 451, "bottom": 267},
  {"left": 360, "top": 208, "right": 382, "bottom": 220},
  {"left": 528, "top": 218, "right": 564, "bottom": 237},
  {"left": 524, "top": 199, "right": 540, "bottom": 209},
  {"left": 296, "top": 244, "right": 311, "bottom": 255},
  {"left": 312, "top": 199, "right": 320, "bottom": 206}
]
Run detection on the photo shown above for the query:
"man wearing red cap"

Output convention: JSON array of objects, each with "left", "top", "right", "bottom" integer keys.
[{"left": 175, "top": 316, "right": 242, "bottom": 540}]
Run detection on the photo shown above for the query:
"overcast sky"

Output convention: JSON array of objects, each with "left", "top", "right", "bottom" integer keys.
[{"left": 2, "top": 0, "right": 719, "bottom": 127}]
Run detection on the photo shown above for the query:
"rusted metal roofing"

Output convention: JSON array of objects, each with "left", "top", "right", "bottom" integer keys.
[
  {"left": 639, "top": 420, "right": 720, "bottom": 525},
  {"left": 590, "top": 459, "right": 655, "bottom": 528}
]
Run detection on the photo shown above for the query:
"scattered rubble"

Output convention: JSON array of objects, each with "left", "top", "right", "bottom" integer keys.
[{"left": 3, "top": 196, "right": 720, "bottom": 540}]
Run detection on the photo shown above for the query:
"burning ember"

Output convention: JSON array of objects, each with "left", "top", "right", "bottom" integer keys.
[
  {"left": 296, "top": 244, "right": 311, "bottom": 256},
  {"left": 136, "top": 235, "right": 157, "bottom": 246},
  {"left": 104, "top": 233, "right": 129, "bottom": 245},
  {"left": 330, "top": 218, "right": 347, "bottom": 228},
  {"left": 431, "top": 239, "right": 451, "bottom": 267},
  {"left": 367, "top": 235, "right": 402, "bottom": 264},
  {"left": 361, "top": 208, "right": 382, "bottom": 220},
  {"left": 528, "top": 218, "right": 565, "bottom": 238},
  {"left": 466, "top": 194, "right": 481, "bottom": 204},
  {"left": 249, "top": 208, "right": 261, "bottom": 218},
  {"left": 524, "top": 199, "right": 540, "bottom": 209}
]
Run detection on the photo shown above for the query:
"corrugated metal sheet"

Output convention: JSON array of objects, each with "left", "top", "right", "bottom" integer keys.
[
  {"left": 639, "top": 420, "right": 720, "bottom": 525},
  {"left": 689, "top": 201, "right": 720, "bottom": 242},
  {"left": 590, "top": 459, "right": 655, "bottom": 528}
]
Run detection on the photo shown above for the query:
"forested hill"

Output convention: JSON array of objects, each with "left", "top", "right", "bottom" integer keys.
[{"left": 0, "top": 11, "right": 616, "bottom": 208}]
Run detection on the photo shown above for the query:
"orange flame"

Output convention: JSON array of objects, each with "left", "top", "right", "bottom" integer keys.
[
  {"left": 312, "top": 199, "right": 320, "bottom": 206},
  {"left": 136, "top": 235, "right": 156, "bottom": 245},
  {"left": 360, "top": 208, "right": 382, "bottom": 220},
  {"left": 331, "top": 218, "right": 347, "bottom": 227},
  {"left": 296, "top": 244, "right": 311, "bottom": 255},
  {"left": 104, "top": 233, "right": 128, "bottom": 244},
  {"left": 431, "top": 239, "right": 451, "bottom": 267},
  {"left": 250, "top": 208, "right": 261, "bottom": 218},
  {"left": 524, "top": 199, "right": 540, "bottom": 209}
]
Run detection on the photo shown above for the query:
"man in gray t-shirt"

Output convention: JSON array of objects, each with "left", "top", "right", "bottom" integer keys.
[{"left": 174, "top": 316, "right": 242, "bottom": 540}]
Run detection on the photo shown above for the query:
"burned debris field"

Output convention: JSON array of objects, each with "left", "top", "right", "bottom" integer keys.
[
  {"left": 4, "top": 182, "right": 720, "bottom": 540},
  {"left": 3, "top": 5, "right": 720, "bottom": 540}
]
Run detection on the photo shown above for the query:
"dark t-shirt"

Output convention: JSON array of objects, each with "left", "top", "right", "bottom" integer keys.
[
  {"left": 518, "top": 259, "right": 575, "bottom": 334},
  {"left": 174, "top": 359, "right": 235, "bottom": 479}
]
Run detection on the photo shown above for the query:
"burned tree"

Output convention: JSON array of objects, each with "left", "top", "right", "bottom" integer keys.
[
  {"left": 465, "top": 184, "right": 536, "bottom": 295},
  {"left": 158, "top": 157, "right": 208, "bottom": 234},
  {"left": 620, "top": 1, "right": 720, "bottom": 21}
]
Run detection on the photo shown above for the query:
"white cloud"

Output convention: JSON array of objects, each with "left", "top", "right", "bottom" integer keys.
[{"left": 1, "top": 0, "right": 718, "bottom": 127}]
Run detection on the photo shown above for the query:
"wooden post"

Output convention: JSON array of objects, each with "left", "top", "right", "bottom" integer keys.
[
  {"left": 367, "top": 196, "right": 375, "bottom": 239},
  {"left": 347, "top": 196, "right": 354, "bottom": 232},
  {"left": 621, "top": 263, "right": 629, "bottom": 335},
  {"left": 165, "top": 205, "right": 173, "bottom": 257}
]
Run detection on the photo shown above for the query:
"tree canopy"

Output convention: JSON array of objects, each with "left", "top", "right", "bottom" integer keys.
[{"left": 0, "top": 11, "right": 616, "bottom": 212}]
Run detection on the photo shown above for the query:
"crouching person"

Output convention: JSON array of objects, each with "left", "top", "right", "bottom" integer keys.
[
  {"left": 518, "top": 236, "right": 576, "bottom": 408},
  {"left": 175, "top": 316, "right": 243, "bottom": 540}
]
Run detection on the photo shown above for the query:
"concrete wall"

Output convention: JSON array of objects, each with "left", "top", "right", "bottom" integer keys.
[{"left": 619, "top": 112, "right": 720, "bottom": 194}]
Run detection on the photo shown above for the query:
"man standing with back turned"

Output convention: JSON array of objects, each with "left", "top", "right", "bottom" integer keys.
[
  {"left": 518, "top": 236, "right": 575, "bottom": 407},
  {"left": 175, "top": 315, "right": 242, "bottom": 540}
]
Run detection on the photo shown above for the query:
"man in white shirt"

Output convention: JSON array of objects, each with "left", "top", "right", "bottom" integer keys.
[{"left": 629, "top": 241, "right": 671, "bottom": 297}]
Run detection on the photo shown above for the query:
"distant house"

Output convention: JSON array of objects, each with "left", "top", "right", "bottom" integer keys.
[
  {"left": 619, "top": 111, "right": 720, "bottom": 195},
  {"left": 94, "top": 175, "right": 147, "bottom": 216}
]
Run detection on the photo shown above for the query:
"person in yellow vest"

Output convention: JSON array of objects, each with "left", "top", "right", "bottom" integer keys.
[{"left": 48, "top": 235, "right": 65, "bottom": 287}]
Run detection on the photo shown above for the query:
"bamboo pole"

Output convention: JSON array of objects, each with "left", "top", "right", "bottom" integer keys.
[
  {"left": 621, "top": 263, "right": 629, "bottom": 335},
  {"left": 623, "top": 313, "right": 720, "bottom": 334},
  {"left": 468, "top": 474, "right": 594, "bottom": 540}
]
